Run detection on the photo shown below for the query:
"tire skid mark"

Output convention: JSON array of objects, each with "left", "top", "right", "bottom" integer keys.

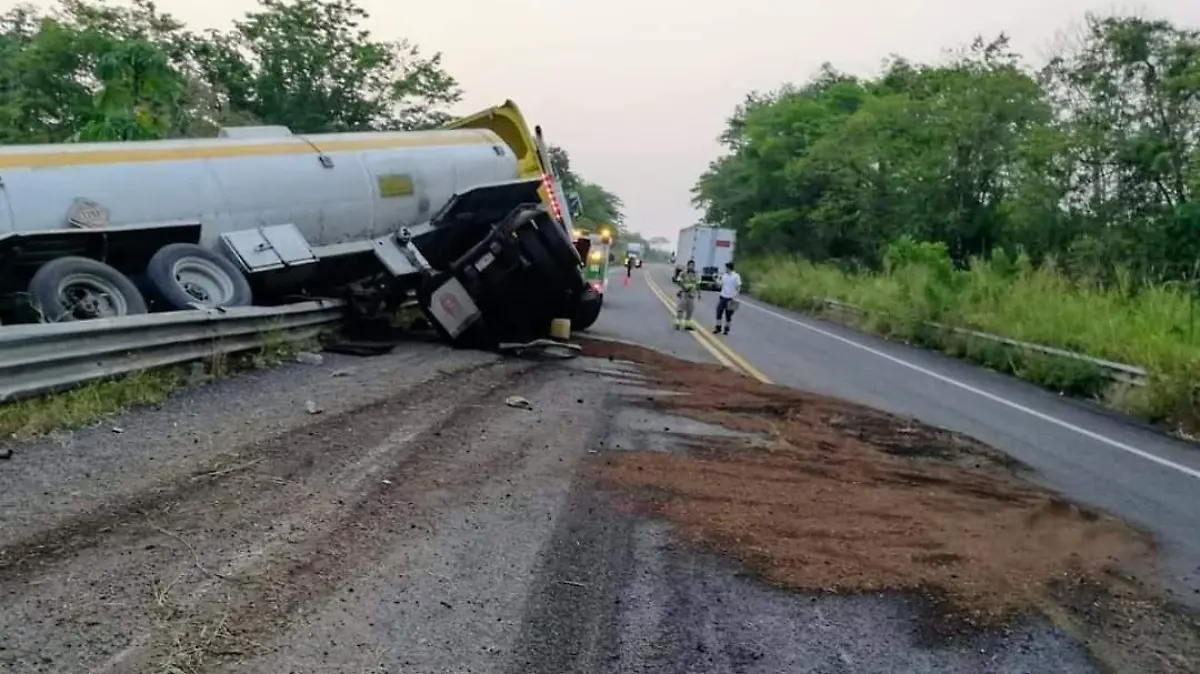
[
  {"left": 0, "top": 359, "right": 554, "bottom": 674},
  {"left": 0, "top": 359, "right": 510, "bottom": 583}
]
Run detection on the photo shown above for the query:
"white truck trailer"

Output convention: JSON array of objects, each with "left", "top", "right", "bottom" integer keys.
[
  {"left": 673, "top": 225, "right": 736, "bottom": 290},
  {"left": 0, "top": 101, "right": 601, "bottom": 345}
]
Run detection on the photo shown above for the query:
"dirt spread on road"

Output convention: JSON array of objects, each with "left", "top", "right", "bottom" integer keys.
[{"left": 580, "top": 339, "right": 1200, "bottom": 672}]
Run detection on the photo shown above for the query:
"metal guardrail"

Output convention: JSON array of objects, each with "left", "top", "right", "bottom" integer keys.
[
  {"left": 0, "top": 300, "right": 345, "bottom": 402},
  {"left": 818, "top": 298, "right": 1149, "bottom": 387}
]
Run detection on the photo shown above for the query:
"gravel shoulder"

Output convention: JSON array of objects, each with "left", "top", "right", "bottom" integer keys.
[{"left": 0, "top": 339, "right": 1196, "bottom": 673}]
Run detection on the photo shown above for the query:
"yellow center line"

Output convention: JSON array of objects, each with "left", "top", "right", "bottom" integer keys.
[
  {"left": 642, "top": 275, "right": 739, "bottom": 371},
  {"left": 645, "top": 274, "right": 774, "bottom": 384},
  {"left": 694, "top": 323, "right": 774, "bottom": 385}
]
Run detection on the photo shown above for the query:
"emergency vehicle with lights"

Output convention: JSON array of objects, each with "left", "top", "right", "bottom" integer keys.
[{"left": 580, "top": 229, "right": 613, "bottom": 294}]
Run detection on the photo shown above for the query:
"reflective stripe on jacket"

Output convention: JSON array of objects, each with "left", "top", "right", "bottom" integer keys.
[{"left": 677, "top": 271, "right": 700, "bottom": 297}]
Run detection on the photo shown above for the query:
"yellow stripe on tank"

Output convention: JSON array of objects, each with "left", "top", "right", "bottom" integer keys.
[{"left": 0, "top": 130, "right": 500, "bottom": 170}]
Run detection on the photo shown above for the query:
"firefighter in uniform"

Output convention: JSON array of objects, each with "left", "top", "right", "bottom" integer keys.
[{"left": 675, "top": 260, "right": 700, "bottom": 330}]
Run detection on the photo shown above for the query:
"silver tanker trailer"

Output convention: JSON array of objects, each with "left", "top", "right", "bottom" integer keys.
[{"left": 0, "top": 101, "right": 602, "bottom": 346}]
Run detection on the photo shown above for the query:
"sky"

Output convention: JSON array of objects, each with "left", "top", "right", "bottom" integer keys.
[{"left": 16, "top": 0, "right": 1200, "bottom": 243}]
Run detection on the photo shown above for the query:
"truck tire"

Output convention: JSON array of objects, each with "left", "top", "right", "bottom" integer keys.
[
  {"left": 145, "top": 243, "right": 253, "bottom": 311},
  {"left": 533, "top": 218, "right": 585, "bottom": 275},
  {"left": 573, "top": 290, "right": 603, "bottom": 331},
  {"left": 28, "top": 256, "right": 148, "bottom": 322},
  {"left": 519, "top": 227, "right": 575, "bottom": 288}
]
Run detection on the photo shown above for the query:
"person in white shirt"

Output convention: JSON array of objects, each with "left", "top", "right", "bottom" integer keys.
[{"left": 713, "top": 261, "right": 741, "bottom": 335}]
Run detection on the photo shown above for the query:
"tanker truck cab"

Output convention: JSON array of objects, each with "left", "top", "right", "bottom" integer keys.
[
  {"left": 444, "top": 100, "right": 600, "bottom": 330},
  {"left": 445, "top": 101, "right": 574, "bottom": 233},
  {"left": 0, "top": 100, "right": 601, "bottom": 343}
]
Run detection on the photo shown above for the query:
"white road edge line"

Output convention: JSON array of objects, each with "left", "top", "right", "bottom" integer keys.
[{"left": 741, "top": 298, "right": 1200, "bottom": 481}]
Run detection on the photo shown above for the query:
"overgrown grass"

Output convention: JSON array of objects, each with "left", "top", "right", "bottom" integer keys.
[
  {"left": 742, "top": 249, "right": 1200, "bottom": 431},
  {"left": 0, "top": 331, "right": 318, "bottom": 442}
]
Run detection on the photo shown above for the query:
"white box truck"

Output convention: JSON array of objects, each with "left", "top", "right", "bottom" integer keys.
[
  {"left": 625, "top": 241, "right": 645, "bottom": 268},
  {"left": 673, "top": 226, "right": 736, "bottom": 290}
]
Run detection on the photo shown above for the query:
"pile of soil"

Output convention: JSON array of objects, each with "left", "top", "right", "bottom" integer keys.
[{"left": 579, "top": 339, "right": 1156, "bottom": 628}]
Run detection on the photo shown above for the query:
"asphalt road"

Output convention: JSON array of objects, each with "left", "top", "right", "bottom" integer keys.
[
  {"left": 1, "top": 335, "right": 1099, "bottom": 673},
  {"left": 593, "top": 263, "right": 1200, "bottom": 599},
  {"left": 0, "top": 271, "right": 1189, "bottom": 673}
]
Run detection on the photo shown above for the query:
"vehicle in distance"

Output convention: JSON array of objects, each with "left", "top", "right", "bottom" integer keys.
[
  {"left": 581, "top": 231, "right": 612, "bottom": 292},
  {"left": 625, "top": 241, "right": 644, "bottom": 268},
  {"left": 673, "top": 225, "right": 735, "bottom": 290}
]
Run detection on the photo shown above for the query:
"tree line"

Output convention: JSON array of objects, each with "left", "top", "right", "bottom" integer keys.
[
  {"left": 0, "top": 0, "right": 625, "bottom": 229},
  {"left": 692, "top": 15, "right": 1200, "bottom": 286},
  {"left": 545, "top": 144, "right": 628, "bottom": 238}
]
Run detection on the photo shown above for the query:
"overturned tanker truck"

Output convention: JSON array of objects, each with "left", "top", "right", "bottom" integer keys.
[{"left": 0, "top": 101, "right": 603, "bottom": 346}]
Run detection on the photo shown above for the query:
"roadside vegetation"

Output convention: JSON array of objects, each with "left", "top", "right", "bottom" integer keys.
[
  {"left": 0, "top": 0, "right": 631, "bottom": 437},
  {"left": 744, "top": 241, "right": 1199, "bottom": 427},
  {"left": 0, "top": 332, "right": 311, "bottom": 443},
  {"left": 692, "top": 16, "right": 1200, "bottom": 431}
]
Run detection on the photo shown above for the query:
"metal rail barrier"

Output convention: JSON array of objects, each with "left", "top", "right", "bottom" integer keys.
[
  {"left": 818, "top": 298, "right": 1148, "bottom": 386},
  {"left": 0, "top": 300, "right": 345, "bottom": 402}
]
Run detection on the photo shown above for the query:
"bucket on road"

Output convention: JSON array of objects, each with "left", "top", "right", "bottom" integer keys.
[{"left": 549, "top": 317, "right": 571, "bottom": 341}]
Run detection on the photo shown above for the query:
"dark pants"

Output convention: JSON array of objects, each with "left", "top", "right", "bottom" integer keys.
[{"left": 716, "top": 296, "right": 735, "bottom": 323}]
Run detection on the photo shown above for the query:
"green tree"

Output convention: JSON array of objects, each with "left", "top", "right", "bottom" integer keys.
[
  {"left": 0, "top": 0, "right": 463, "bottom": 141},
  {"left": 192, "top": 0, "right": 461, "bottom": 133},
  {"left": 75, "top": 37, "right": 186, "bottom": 140},
  {"left": 574, "top": 180, "right": 625, "bottom": 231},
  {"left": 693, "top": 15, "right": 1200, "bottom": 283},
  {"left": 544, "top": 144, "right": 628, "bottom": 236},
  {"left": 0, "top": 1, "right": 188, "bottom": 142},
  {"left": 546, "top": 144, "right": 578, "bottom": 190},
  {"left": 1038, "top": 16, "right": 1200, "bottom": 281}
]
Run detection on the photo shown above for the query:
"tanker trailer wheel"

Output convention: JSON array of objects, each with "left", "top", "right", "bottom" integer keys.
[
  {"left": 27, "top": 256, "right": 148, "bottom": 322},
  {"left": 145, "top": 243, "right": 253, "bottom": 311}
]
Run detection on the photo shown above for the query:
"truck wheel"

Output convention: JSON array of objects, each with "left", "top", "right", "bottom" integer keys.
[
  {"left": 28, "top": 256, "right": 148, "bottom": 322},
  {"left": 519, "top": 227, "right": 575, "bottom": 287},
  {"left": 573, "top": 291, "right": 603, "bottom": 331},
  {"left": 145, "top": 243, "right": 253, "bottom": 311}
]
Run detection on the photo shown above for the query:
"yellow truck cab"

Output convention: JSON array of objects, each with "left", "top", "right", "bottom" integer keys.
[
  {"left": 445, "top": 101, "right": 577, "bottom": 234},
  {"left": 445, "top": 101, "right": 602, "bottom": 329}
]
